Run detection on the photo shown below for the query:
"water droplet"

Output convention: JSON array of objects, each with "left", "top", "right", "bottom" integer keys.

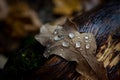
[
  {"left": 54, "top": 36, "right": 61, "bottom": 41},
  {"left": 85, "top": 36, "right": 89, "bottom": 39},
  {"left": 54, "top": 35, "right": 64, "bottom": 41},
  {"left": 85, "top": 40, "right": 88, "bottom": 43},
  {"left": 75, "top": 41, "right": 81, "bottom": 48},
  {"left": 80, "top": 48, "right": 83, "bottom": 50},
  {"left": 60, "top": 53, "right": 63, "bottom": 56},
  {"left": 69, "top": 33, "right": 75, "bottom": 39},
  {"left": 86, "top": 44, "right": 90, "bottom": 49},
  {"left": 54, "top": 31, "right": 57, "bottom": 35},
  {"left": 62, "top": 41, "right": 69, "bottom": 47},
  {"left": 53, "top": 26, "right": 63, "bottom": 34}
]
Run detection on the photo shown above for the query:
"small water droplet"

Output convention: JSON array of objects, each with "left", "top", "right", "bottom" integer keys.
[
  {"left": 85, "top": 36, "right": 89, "bottom": 39},
  {"left": 69, "top": 33, "right": 75, "bottom": 39},
  {"left": 75, "top": 41, "right": 81, "bottom": 48},
  {"left": 86, "top": 44, "right": 90, "bottom": 49},
  {"left": 53, "top": 26, "right": 63, "bottom": 35},
  {"left": 60, "top": 53, "right": 63, "bottom": 56},
  {"left": 62, "top": 41, "right": 69, "bottom": 47},
  {"left": 54, "top": 31, "right": 57, "bottom": 35},
  {"left": 85, "top": 40, "right": 89, "bottom": 43}
]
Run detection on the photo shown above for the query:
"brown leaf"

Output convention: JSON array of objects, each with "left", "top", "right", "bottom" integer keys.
[
  {"left": 6, "top": 2, "right": 41, "bottom": 38},
  {"left": 53, "top": 0, "right": 82, "bottom": 15}
]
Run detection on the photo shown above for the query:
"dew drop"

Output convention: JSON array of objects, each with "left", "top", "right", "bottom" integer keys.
[
  {"left": 75, "top": 41, "right": 81, "bottom": 48},
  {"left": 85, "top": 36, "right": 89, "bottom": 39},
  {"left": 69, "top": 33, "right": 75, "bottom": 39},
  {"left": 86, "top": 44, "right": 90, "bottom": 49},
  {"left": 62, "top": 41, "right": 69, "bottom": 47},
  {"left": 60, "top": 53, "right": 63, "bottom": 56},
  {"left": 54, "top": 31, "right": 57, "bottom": 35},
  {"left": 54, "top": 36, "right": 62, "bottom": 41},
  {"left": 85, "top": 40, "right": 89, "bottom": 43}
]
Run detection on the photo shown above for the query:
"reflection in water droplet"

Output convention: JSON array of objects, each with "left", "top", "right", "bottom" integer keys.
[
  {"left": 86, "top": 44, "right": 90, "bottom": 49},
  {"left": 85, "top": 36, "right": 89, "bottom": 39},
  {"left": 75, "top": 41, "right": 81, "bottom": 48},
  {"left": 62, "top": 41, "right": 69, "bottom": 47},
  {"left": 69, "top": 33, "right": 75, "bottom": 39}
]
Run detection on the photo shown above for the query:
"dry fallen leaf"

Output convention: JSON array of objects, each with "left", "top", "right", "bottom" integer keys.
[
  {"left": 5, "top": 2, "right": 41, "bottom": 38},
  {"left": 53, "top": 0, "right": 82, "bottom": 15},
  {"left": 35, "top": 19, "right": 108, "bottom": 80},
  {"left": 0, "top": 2, "right": 42, "bottom": 53}
]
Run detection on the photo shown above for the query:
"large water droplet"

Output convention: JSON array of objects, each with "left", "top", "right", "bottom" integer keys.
[
  {"left": 54, "top": 35, "right": 63, "bottom": 41},
  {"left": 54, "top": 36, "right": 60, "bottom": 41},
  {"left": 62, "top": 41, "right": 69, "bottom": 47},
  {"left": 69, "top": 33, "right": 75, "bottom": 39}
]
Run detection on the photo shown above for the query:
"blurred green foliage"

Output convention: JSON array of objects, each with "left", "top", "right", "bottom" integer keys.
[{"left": 2, "top": 36, "right": 47, "bottom": 80}]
